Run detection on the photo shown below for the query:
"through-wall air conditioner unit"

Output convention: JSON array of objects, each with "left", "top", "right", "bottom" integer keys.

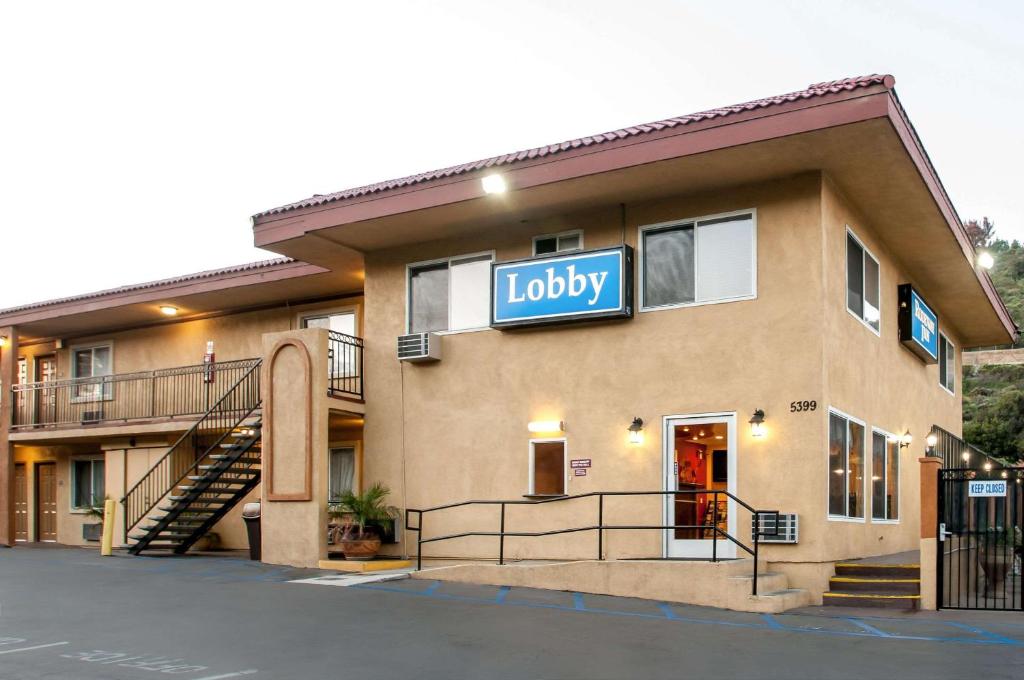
[
  {"left": 754, "top": 513, "right": 798, "bottom": 544},
  {"left": 397, "top": 332, "right": 442, "bottom": 363}
]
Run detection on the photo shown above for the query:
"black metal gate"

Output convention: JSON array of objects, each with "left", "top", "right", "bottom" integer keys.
[{"left": 938, "top": 467, "right": 1023, "bottom": 610}]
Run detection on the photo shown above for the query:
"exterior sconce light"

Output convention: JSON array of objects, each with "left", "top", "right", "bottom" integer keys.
[
  {"left": 481, "top": 174, "right": 507, "bottom": 194},
  {"left": 528, "top": 420, "right": 564, "bottom": 434},
  {"left": 748, "top": 409, "right": 766, "bottom": 438},
  {"left": 627, "top": 417, "right": 644, "bottom": 445},
  {"left": 159, "top": 305, "right": 179, "bottom": 316},
  {"left": 977, "top": 251, "right": 995, "bottom": 270},
  {"left": 898, "top": 430, "right": 913, "bottom": 449},
  {"left": 0, "top": 335, "right": 7, "bottom": 348},
  {"left": 926, "top": 432, "right": 938, "bottom": 450}
]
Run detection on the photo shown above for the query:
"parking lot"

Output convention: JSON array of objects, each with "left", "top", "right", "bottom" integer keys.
[{"left": 1, "top": 547, "right": 1022, "bottom": 679}]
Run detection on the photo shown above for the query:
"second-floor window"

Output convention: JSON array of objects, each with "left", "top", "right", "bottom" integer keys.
[
  {"left": 72, "top": 344, "right": 112, "bottom": 400},
  {"left": 846, "top": 229, "right": 880, "bottom": 333},
  {"left": 533, "top": 230, "right": 582, "bottom": 255},
  {"left": 640, "top": 211, "right": 755, "bottom": 310},
  {"left": 939, "top": 333, "right": 955, "bottom": 394},
  {"left": 408, "top": 253, "right": 493, "bottom": 333}
]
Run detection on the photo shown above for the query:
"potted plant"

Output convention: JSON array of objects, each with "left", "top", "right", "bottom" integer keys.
[
  {"left": 327, "top": 483, "right": 399, "bottom": 561},
  {"left": 978, "top": 525, "right": 1022, "bottom": 598},
  {"left": 81, "top": 496, "right": 107, "bottom": 542}
]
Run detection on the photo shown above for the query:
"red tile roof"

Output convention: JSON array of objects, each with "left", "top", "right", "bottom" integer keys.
[
  {"left": 255, "top": 74, "right": 895, "bottom": 218},
  {"left": 0, "top": 257, "right": 297, "bottom": 316}
]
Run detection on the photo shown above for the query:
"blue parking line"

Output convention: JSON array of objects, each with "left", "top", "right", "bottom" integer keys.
[
  {"left": 349, "top": 582, "right": 1024, "bottom": 648},
  {"left": 495, "top": 586, "right": 510, "bottom": 604},
  {"left": 945, "top": 621, "right": 1020, "bottom": 645}
]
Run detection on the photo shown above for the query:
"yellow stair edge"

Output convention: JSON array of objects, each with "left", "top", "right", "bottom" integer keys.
[
  {"left": 835, "top": 563, "right": 920, "bottom": 569},
  {"left": 830, "top": 577, "right": 920, "bottom": 583},
  {"left": 317, "top": 559, "right": 412, "bottom": 573},
  {"left": 823, "top": 592, "right": 921, "bottom": 599}
]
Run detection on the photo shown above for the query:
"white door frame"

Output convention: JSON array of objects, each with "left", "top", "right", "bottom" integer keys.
[{"left": 662, "top": 412, "right": 738, "bottom": 559}]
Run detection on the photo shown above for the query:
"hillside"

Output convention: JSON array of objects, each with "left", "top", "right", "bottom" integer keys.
[{"left": 962, "top": 238, "right": 1024, "bottom": 463}]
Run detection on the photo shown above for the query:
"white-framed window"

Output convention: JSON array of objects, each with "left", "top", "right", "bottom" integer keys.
[
  {"left": 407, "top": 252, "right": 494, "bottom": 333},
  {"left": 870, "top": 428, "right": 900, "bottom": 522},
  {"left": 846, "top": 228, "right": 880, "bottom": 333},
  {"left": 328, "top": 444, "right": 359, "bottom": 501},
  {"left": 301, "top": 310, "right": 357, "bottom": 337},
  {"left": 528, "top": 438, "right": 566, "bottom": 496},
  {"left": 71, "top": 343, "right": 112, "bottom": 401},
  {"left": 303, "top": 309, "right": 359, "bottom": 378},
  {"left": 938, "top": 333, "right": 955, "bottom": 395},
  {"left": 533, "top": 230, "right": 583, "bottom": 255},
  {"left": 71, "top": 457, "right": 105, "bottom": 510},
  {"left": 639, "top": 209, "right": 756, "bottom": 311},
  {"left": 828, "top": 409, "right": 866, "bottom": 520}
]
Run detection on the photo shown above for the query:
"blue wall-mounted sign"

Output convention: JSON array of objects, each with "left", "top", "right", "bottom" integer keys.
[
  {"left": 491, "top": 246, "right": 634, "bottom": 328},
  {"left": 898, "top": 284, "right": 938, "bottom": 364}
]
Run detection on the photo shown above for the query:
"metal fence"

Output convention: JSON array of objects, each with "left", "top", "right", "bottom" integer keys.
[
  {"left": 11, "top": 358, "right": 261, "bottom": 428},
  {"left": 328, "top": 331, "right": 364, "bottom": 400},
  {"left": 930, "top": 426, "right": 1002, "bottom": 470}
]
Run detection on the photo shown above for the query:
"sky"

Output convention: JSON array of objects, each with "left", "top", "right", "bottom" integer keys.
[{"left": 1, "top": 0, "right": 1022, "bottom": 309}]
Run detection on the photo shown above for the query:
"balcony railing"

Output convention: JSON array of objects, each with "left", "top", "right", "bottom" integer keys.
[
  {"left": 328, "top": 331, "right": 364, "bottom": 401},
  {"left": 11, "top": 358, "right": 261, "bottom": 429}
]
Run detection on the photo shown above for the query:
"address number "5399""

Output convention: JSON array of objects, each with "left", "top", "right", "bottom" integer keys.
[{"left": 790, "top": 400, "right": 817, "bottom": 412}]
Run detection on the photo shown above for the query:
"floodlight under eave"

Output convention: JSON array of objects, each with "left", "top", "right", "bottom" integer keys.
[
  {"left": 977, "top": 251, "right": 995, "bottom": 270},
  {"left": 482, "top": 174, "right": 507, "bottom": 194}
]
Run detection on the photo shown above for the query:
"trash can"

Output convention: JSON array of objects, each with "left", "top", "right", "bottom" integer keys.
[{"left": 242, "top": 502, "right": 261, "bottom": 561}]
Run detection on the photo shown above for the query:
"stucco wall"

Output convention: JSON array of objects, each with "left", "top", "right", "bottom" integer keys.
[
  {"left": 363, "top": 174, "right": 828, "bottom": 562},
  {"left": 818, "top": 177, "right": 962, "bottom": 564}
]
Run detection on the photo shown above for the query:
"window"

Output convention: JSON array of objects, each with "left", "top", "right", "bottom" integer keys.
[
  {"left": 328, "top": 446, "right": 357, "bottom": 501},
  {"left": 302, "top": 311, "right": 356, "bottom": 337},
  {"left": 828, "top": 410, "right": 865, "bottom": 519},
  {"left": 72, "top": 344, "right": 112, "bottom": 400},
  {"left": 529, "top": 439, "right": 566, "bottom": 496},
  {"left": 408, "top": 253, "right": 493, "bottom": 333},
  {"left": 641, "top": 211, "right": 755, "bottom": 309},
  {"left": 871, "top": 430, "right": 900, "bottom": 521},
  {"left": 533, "top": 230, "right": 583, "bottom": 255},
  {"left": 939, "top": 333, "right": 955, "bottom": 394},
  {"left": 846, "top": 230, "right": 880, "bottom": 332},
  {"left": 17, "top": 358, "right": 26, "bottom": 384},
  {"left": 72, "top": 458, "right": 105, "bottom": 509}
]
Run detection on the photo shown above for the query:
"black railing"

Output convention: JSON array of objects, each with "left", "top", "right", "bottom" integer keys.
[
  {"left": 11, "top": 358, "right": 261, "bottom": 429},
  {"left": 930, "top": 426, "right": 1002, "bottom": 470},
  {"left": 406, "top": 490, "right": 779, "bottom": 595},
  {"left": 328, "top": 331, "right": 364, "bottom": 400},
  {"left": 121, "top": 360, "right": 262, "bottom": 538}
]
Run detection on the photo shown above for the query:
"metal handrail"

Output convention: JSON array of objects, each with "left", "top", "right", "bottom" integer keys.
[
  {"left": 120, "top": 360, "right": 262, "bottom": 537},
  {"left": 11, "top": 358, "right": 261, "bottom": 429},
  {"left": 406, "top": 490, "right": 779, "bottom": 595},
  {"left": 327, "top": 331, "right": 364, "bottom": 400}
]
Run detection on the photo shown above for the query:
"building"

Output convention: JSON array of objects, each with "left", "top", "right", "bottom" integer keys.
[{"left": 0, "top": 74, "right": 1016, "bottom": 610}]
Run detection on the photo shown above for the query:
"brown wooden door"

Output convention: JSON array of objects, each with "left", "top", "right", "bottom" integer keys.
[
  {"left": 36, "top": 463, "right": 57, "bottom": 542},
  {"left": 14, "top": 464, "right": 28, "bottom": 541},
  {"left": 35, "top": 355, "right": 57, "bottom": 425}
]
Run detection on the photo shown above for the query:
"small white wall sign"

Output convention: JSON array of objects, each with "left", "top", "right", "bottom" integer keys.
[{"left": 968, "top": 480, "right": 1007, "bottom": 497}]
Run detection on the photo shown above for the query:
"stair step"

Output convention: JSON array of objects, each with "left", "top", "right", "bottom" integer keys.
[
  {"left": 828, "top": 577, "right": 920, "bottom": 594},
  {"left": 822, "top": 592, "right": 920, "bottom": 609},
  {"left": 169, "top": 495, "right": 231, "bottom": 503},
  {"left": 834, "top": 563, "right": 920, "bottom": 579},
  {"left": 186, "top": 474, "right": 255, "bottom": 484},
  {"left": 219, "top": 443, "right": 243, "bottom": 450},
  {"left": 210, "top": 455, "right": 259, "bottom": 463}
]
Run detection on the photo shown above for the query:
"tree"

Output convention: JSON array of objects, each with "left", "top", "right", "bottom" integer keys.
[{"left": 964, "top": 216, "right": 996, "bottom": 251}]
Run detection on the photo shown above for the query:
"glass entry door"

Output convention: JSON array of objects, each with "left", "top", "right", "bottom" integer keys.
[{"left": 664, "top": 413, "right": 737, "bottom": 559}]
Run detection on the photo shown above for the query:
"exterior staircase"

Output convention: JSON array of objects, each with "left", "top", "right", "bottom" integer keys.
[
  {"left": 128, "top": 422, "right": 261, "bottom": 554},
  {"left": 822, "top": 560, "right": 921, "bottom": 609},
  {"left": 121, "top": 360, "right": 262, "bottom": 555}
]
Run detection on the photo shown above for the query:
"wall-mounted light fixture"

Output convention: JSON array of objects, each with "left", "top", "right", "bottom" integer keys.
[
  {"left": 898, "top": 430, "right": 913, "bottom": 449},
  {"left": 159, "top": 305, "right": 179, "bottom": 316},
  {"left": 977, "top": 251, "right": 995, "bottom": 270},
  {"left": 627, "top": 417, "right": 644, "bottom": 445},
  {"left": 528, "top": 420, "right": 564, "bottom": 434},
  {"left": 481, "top": 174, "right": 507, "bottom": 194},
  {"left": 748, "top": 409, "right": 766, "bottom": 438},
  {"left": 0, "top": 335, "right": 7, "bottom": 348}
]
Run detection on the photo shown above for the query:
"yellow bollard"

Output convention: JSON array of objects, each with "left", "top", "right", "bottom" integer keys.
[{"left": 101, "top": 498, "right": 116, "bottom": 556}]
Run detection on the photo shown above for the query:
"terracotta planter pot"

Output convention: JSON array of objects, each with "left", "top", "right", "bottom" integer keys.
[
  {"left": 337, "top": 536, "right": 382, "bottom": 561},
  {"left": 979, "top": 552, "right": 1013, "bottom": 598}
]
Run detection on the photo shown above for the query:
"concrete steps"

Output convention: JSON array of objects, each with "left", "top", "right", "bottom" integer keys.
[{"left": 822, "top": 562, "right": 921, "bottom": 609}]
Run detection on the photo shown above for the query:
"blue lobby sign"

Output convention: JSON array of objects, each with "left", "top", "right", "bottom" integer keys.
[
  {"left": 898, "top": 284, "right": 938, "bottom": 364},
  {"left": 491, "top": 246, "right": 634, "bottom": 328}
]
